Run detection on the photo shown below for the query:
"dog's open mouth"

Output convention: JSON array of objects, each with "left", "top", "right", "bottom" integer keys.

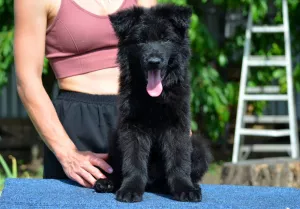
[{"left": 146, "top": 70, "right": 163, "bottom": 97}]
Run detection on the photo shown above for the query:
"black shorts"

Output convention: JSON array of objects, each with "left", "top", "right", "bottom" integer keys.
[{"left": 43, "top": 90, "right": 118, "bottom": 179}]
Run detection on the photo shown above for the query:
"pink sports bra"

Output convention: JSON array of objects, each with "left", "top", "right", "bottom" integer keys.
[{"left": 45, "top": 0, "right": 137, "bottom": 79}]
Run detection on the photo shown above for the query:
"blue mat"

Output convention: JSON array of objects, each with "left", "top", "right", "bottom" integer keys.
[{"left": 0, "top": 178, "right": 299, "bottom": 209}]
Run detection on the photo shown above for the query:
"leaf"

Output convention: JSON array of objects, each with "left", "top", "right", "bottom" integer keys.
[
  {"left": 218, "top": 53, "right": 228, "bottom": 67},
  {"left": 191, "top": 120, "right": 198, "bottom": 131},
  {"left": 273, "top": 69, "right": 285, "bottom": 79},
  {"left": 0, "top": 154, "right": 13, "bottom": 177}
]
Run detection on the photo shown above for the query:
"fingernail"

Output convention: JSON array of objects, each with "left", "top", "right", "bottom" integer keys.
[{"left": 108, "top": 168, "right": 113, "bottom": 173}]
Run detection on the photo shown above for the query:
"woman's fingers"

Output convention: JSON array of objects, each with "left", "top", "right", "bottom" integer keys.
[
  {"left": 77, "top": 168, "right": 97, "bottom": 187},
  {"left": 93, "top": 153, "right": 109, "bottom": 160},
  {"left": 83, "top": 163, "right": 106, "bottom": 179},
  {"left": 71, "top": 173, "right": 93, "bottom": 188},
  {"left": 59, "top": 150, "right": 112, "bottom": 188},
  {"left": 89, "top": 154, "right": 113, "bottom": 174}
]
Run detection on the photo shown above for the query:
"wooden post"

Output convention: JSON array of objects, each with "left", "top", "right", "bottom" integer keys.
[{"left": 220, "top": 157, "right": 300, "bottom": 188}]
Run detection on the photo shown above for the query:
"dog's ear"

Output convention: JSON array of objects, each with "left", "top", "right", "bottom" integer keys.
[
  {"left": 109, "top": 7, "right": 144, "bottom": 39},
  {"left": 154, "top": 4, "right": 192, "bottom": 35}
]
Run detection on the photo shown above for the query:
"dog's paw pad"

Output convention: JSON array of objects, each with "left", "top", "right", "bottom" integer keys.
[
  {"left": 116, "top": 189, "right": 142, "bottom": 202},
  {"left": 173, "top": 188, "right": 201, "bottom": 202},
  {"left": 94, "top": 179, "right": 114, "bottom": 193}
]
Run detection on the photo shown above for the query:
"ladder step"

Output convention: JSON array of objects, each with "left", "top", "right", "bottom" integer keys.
[
  {"left": 243, "top": 115, "right": 289, "bottom": 124},
  {"left": 243, "top": 94, "right": 288, "bottom": 101},
  {"left": 241, "top": 144, "right": 291, "bottom": 152},
  {"left": 248, "top": 56, "right": 286, "bottom": 66},
  {"left": 240, "top": 128, "right": 290, "bottom": 137},
  {"left": 251, "top": 25, "right": 285, "bottom": 33},
  {"left": 246, "top": 86, "right": 280, "bottom": 93}
]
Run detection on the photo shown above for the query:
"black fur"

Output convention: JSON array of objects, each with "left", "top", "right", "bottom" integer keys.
[{"left": 94, "top": 4, "right": 212, "bottom": 203}]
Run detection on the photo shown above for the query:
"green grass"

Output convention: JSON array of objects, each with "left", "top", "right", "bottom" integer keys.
[
  {"left": 0, "top": 154, "right": 43, "bottom": 194},
  {"left": 0, "top": 154, "right": 18, "bottom": 193},
  {"left": 201, "top": 161, "right": 224, "bottom": 185},
  {"left": 208, "top": 161, "right": 224, "bottom": 175}
]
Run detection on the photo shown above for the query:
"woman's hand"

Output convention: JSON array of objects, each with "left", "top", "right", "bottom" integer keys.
[{"left": 57, "top": 150, "right": 113, "bottom": 188}]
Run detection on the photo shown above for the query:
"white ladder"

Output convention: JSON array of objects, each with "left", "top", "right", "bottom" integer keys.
[{"left": 232, "top": 0, "right": 299, "bottom": 163}]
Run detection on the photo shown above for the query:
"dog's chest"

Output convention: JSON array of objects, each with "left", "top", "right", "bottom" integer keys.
[{"left": 138, "top": 102, "right": 179, "bottom": 126}]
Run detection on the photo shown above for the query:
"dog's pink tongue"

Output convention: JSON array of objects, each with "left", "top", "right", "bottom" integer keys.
[{"left": 147, "top": 70, "right": 163, "bottom": 97}]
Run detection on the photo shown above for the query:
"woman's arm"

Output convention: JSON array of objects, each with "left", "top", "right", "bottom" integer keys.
[
  {"left": 14, "top": 0, "right": 112, "bottom": 188},
  {"left": 138, "top": 0, "right": 157, "bottom": 7},
  {"left": 14, "top": 0, "right": 75, "bottom": 164}
]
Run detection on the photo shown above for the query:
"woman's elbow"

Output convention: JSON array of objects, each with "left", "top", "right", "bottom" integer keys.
[{"left": 16, "top": 71, "right": 42, "bottom": 95}]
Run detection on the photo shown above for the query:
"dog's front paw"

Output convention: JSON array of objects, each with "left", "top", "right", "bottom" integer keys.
[
  {"left": 172, "top": 187, "right": 202, "bottom": 202},
  {"left": 116, "top": 188, "right": 143, "bottom": 203},
  {"left": 94, "top": 179, "right": 114, "bottom": 193}
]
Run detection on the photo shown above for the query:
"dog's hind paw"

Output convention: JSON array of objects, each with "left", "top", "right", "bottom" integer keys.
[
  {"left": 172, "top": 187, "right": 202, "bottom": 202},
  {"left": 116, "top": 189, "right": 143, "bottom": 203},
  {"left": 94, "top": 179, "right": 114, "bottom": 193}
]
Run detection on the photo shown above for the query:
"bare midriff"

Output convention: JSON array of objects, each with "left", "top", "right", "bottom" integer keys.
[{"left": 58, "top": 67, "right": 120, "bottom": 95}]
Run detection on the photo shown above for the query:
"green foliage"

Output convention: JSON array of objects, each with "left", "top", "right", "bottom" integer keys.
[
  {"left": 0, "top": 154, "right": 18, "bottom": 192},
  {"left": 221, "top": 0, "right": 300, "bottom": 115},
  {"left": 0, "top": 154, "right": 43, "bottom": 192},
  {"left": 157, "top": 0, "right": 300, "bottom": 141},
  {"left": 0, "top": 0, "right": 14, "bottom": 89},
  {"left": 0, "top": 154, "right": 17, "bottom": 178}
]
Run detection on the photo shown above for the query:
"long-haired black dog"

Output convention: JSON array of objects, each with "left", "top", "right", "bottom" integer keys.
[{"left": 94, "top": 4, "right": 212, "bottom": 203}]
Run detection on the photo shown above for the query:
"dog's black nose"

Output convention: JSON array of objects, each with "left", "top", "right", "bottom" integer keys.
[{"left": 148, "top": 57, "right": 162, "bottom": 65}]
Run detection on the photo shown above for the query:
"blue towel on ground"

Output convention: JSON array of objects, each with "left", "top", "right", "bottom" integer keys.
[{"left": 0, "top": 178, "right": 299, "bottom": 209}]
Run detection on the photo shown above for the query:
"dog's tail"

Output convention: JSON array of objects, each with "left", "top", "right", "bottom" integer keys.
[{"left": 190, "top": 134, "right": 214, "bottom": 183}]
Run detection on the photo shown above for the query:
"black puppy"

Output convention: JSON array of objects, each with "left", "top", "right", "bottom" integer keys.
[{"left": 94, "top": 4, "right": 212, "bottom": 203}]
